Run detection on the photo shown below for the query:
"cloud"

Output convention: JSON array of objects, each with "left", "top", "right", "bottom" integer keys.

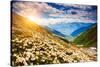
[
  {"left": 56, "top": 3, "right": 92, "bottom": 10},
  {"left": 47, "top": 3, "right": 97, "bottom": 20},
  {"left": 13, "top": 2, "right": 50, "bottom": 17},
  {"left": 12, "top": 1, "right": 97, "bottom": 26},
  {"left": 12, "top": 2, "right": 64, "bottom": 18},
  {"left": 40, "top": 17, "right": 95, "bottom": 26}
]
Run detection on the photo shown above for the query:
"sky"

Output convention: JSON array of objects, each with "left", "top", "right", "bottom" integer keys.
[{"left": 12, "top": 1, "right": 97, "bottom": 26}]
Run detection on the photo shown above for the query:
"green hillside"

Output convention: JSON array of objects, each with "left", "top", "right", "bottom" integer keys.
[{"left": 73, "top": 24, "right": 97, "bottom": 47}]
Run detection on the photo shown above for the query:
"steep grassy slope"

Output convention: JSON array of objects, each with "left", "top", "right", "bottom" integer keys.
[
  {"left": 11, "top": 13, "right": 97, "bottom": 66},
  {"left": 73, "top": 24, "right": 97, "bottom": 47},
  {"left": 12, "top": 13, "right": 69, "bottom": 46}
]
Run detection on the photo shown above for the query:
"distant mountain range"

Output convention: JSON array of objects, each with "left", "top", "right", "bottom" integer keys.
[
  {"left": 48, "top": 22, "right": 95, "bottom": 36},
  {"left": 43, "top": 26, "right": 74, "bottom": 41},
  {"left": 71, "top": 23, "right": 95, "bottom": 37},
  {"left": 73, "top": 24, "right": 97, "bottom": 47},
  {"left": 47, "top": 22, "right": 95, "bottom": 41},
  {"left": 43, "top": 26, "right": 66, "bottom": 37}
]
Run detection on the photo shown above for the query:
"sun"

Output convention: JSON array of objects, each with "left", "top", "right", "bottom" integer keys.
[
  {"left": 27, "top": 15, "right": 47, "bottom": 26},
  {"left": 27, "top": 15, "right": 48, "bottom": 26},
  {"left": 27, "top": 15, "right": 40, "bottom": 23}
]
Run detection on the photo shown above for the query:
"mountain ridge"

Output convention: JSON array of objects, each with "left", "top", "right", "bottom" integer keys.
[
  {"left": 49, "top": 22, "right": 94, "bottom": 36},
  {"left": 71, "top": 23, "right": 95, "bottom": 37},
  {"left": 73, "top": 24, "right": 97, "bottom": 47}
]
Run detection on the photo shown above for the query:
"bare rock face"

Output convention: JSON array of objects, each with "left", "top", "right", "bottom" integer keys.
[{"left": 11, "top": 13, "right": 97, "bottom": 66}]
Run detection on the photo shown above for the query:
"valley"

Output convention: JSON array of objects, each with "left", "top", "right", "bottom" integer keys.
[{"left": 11, "top": 13, "right": 97, "bottom": 66}]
